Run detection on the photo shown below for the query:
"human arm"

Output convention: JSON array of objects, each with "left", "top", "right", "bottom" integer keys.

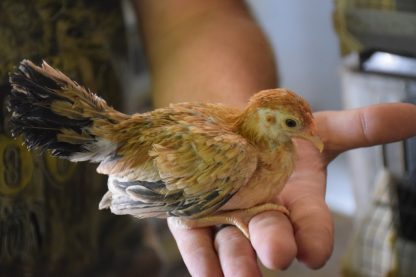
[{"left": 134, "top": 0, "right": 276, "bottom": 108}]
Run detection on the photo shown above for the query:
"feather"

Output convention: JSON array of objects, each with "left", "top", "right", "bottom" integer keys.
[
  {"left": 8, "top": 61, "right": 321, "bottom": 229},
  {"left": 8, "top": 60, "right": 127, "bottom": 161}
]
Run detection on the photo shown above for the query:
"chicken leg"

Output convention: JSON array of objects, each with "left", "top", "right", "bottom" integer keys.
[{"left": 170, "top": 203, "right": 290, "bottom": 238}]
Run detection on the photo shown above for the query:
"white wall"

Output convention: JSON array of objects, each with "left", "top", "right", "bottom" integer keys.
[{"left": 246, "top": 0, "right": 342, "bottom": 110}]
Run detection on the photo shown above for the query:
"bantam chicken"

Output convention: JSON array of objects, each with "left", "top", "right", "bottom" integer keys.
[{"left": 8, "top": 60, "right": 323, "bottom": 238}]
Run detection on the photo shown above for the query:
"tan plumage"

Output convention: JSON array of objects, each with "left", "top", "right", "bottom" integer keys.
[{"left": 8, "top": 60, "right": 323, "bottom": 238}]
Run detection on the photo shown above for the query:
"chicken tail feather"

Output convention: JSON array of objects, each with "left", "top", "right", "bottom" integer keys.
[{"left": 8, "top": 59, "right": 128, "bottom": 162}]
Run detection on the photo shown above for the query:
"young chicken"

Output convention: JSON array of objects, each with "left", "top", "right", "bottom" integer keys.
[{"left": 8, "top": 60, "right": 323, "bottom": 238}]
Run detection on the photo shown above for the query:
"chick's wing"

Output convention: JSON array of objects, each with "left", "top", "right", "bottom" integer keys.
[{"left": 98, "top": 106, "right": 258, "bottom": 218}]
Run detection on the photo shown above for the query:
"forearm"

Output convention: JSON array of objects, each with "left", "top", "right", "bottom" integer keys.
[{"left": 134, "top": 0, "right": 277, "bottom": 108}]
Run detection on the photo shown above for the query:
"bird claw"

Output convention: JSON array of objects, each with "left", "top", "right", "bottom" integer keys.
[{"left": 170, "top": 203, "right": 290, "bottom": 239}]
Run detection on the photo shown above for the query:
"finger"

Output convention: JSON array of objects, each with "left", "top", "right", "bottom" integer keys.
[
  {"left": 280, "top": 143, "right": 333, "bottom": 268},
  {"left": 290, "top": 193, "right": 333, "bottom": 268},
  {"left": 249, "top": 211, "right": 297, "bottom": 270},
  {"left": 168, "top": 219, "right": 222, "bottom": 277},
  {"left": 282, "top": 183, "right": 333, "bottom": 268},
  {"left": 315, "top": 103, "right": 416, "bottom": 153},
  {"left": 214, "top": 226, "right": 262, "bottom": 277}
]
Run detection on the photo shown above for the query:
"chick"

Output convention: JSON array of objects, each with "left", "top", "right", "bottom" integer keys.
[{"left": 8, "top": 60, "right": 323, "bottom": 238}]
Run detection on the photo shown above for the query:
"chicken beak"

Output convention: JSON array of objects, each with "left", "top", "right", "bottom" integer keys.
[{"left": 296, "top": 129, "right": 324, "bottom": 153}]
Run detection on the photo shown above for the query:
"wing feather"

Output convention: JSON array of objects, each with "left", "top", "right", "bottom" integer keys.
[{"left": 99, "top": 104, "right": 257, "bottom": 218}]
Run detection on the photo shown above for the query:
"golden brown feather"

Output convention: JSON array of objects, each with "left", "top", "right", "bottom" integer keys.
[{"left": 8, "top": 60, "right": 323, "bottom": 238}]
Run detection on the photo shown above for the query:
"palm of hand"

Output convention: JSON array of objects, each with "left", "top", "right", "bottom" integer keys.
[{"left": 169, "top": 104, "right": 416, "bottom": 276}]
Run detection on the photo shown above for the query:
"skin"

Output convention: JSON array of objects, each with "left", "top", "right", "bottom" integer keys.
[
  {"left": 134, "top": 0, "right": 276, "bottom": 108},
  {"left": 134, "top": 0, "right": 416, "bottom": 276}
]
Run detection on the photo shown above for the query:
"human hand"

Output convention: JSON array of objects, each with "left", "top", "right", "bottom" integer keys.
[{"left": 168, "top": 103, "right": 416, "bottom": 276}]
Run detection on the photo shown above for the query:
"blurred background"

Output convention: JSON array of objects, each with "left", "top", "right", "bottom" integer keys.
[{"left": 1, "top": 0, "right": 416, "bottom": 276}]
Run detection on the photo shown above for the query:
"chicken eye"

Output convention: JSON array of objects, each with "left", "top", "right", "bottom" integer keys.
[{"left": 285, "top": 119, "right": 297, "bottom": 128}]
